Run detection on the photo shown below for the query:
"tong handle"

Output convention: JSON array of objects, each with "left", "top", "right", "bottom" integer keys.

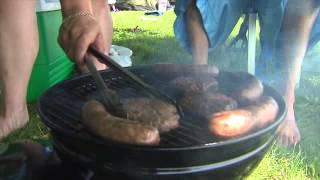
[
  {"left": 88, "top": 46, "right": 184, "bottom": 117},
  {"left": 89, "top": 46, "right": 150, "bottom": 88},
  {"left": 89, "top": 47, "right": 172, "bottom": 102}
]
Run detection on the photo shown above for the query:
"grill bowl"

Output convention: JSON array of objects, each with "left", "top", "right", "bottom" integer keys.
[{"left": 38, "top": 64, "right": 286, "bottom": 179}]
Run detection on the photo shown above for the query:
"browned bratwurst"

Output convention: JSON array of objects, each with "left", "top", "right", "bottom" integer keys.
[
  {"left": 122, "top": 98, "right": 180, "bottom": 133},
  {"left": 169, "top": 76, "right": 218, "bottom": 94},
  {"left": 86, "top": 90, "right": 180, "bottom": 133},
  {"left": 82, "top": 100, "right": 160, "bottom": 145},
  {"left": 217, "top": 72, "right": 264, "bottom": 105},
  {"left": 179, "top": 92, "right": 238, "bottom": 119},
  {"left": 209, "top": 96, "right": 279, "bottom": 138}
]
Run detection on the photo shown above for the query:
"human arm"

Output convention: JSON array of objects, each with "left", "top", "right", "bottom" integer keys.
[
  {"left": 58, "top": 0, "right": 108, "bottom": 71},
  {"left": 186, "top": 0, "right": 209, "bottom": 64}
]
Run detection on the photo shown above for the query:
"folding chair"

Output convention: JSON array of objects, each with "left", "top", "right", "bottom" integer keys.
[
  {"left": 247, "top": 7, "right": 257, "bottom": 75},
  {"left": 227, "top": 5, "right": 257, "bottom": 75}
]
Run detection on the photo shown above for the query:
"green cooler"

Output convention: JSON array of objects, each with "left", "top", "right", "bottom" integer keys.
[{"left": 27, "top": 1, "right": 74, "bottom": 103}]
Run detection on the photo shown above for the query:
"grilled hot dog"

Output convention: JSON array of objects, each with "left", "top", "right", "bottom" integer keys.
[
  {"left": 179, "top": 92, "right": 238, "bottom": 119},
  {"left": 122, "top": 98, "right": 180, "bottom": 133},
  {"left": 169, "top": 76, "right": 218, "bottom": 94},
  {"left": 82, "top": 100, "right": 160, "bottom": 145},
  {"left": 245, "top": 96, "right": 279, "bottom": 128},
  {"left": 217, "top": 72, "right": 264, "bottom": 105},
  {"left": 209, "top": 96, "right": 279, "bottom": 138},
  {"left": 86, "top": 92, "right": 180, "bottom": 133},
  {"left": 209, "top": 110, "right": 255, "bottom": 138}
]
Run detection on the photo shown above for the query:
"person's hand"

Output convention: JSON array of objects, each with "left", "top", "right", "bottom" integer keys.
[{"left": 58, "top": 12, "right": 106, "bottom": 72}]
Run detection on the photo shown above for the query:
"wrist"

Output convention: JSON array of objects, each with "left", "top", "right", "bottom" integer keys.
[
  {"left": 282, "top": 91, "right": 295, "bottom": 107},
  {"left": 60, "top": 0, "right": 93, "bottom": 19},
  {"left": 62, "top": 11, "right": 96, "bottom": 26}
]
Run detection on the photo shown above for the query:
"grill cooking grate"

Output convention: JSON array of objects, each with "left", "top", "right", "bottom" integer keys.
[{"left": 40, "top": 71, "right": 222, "bottom": 147}]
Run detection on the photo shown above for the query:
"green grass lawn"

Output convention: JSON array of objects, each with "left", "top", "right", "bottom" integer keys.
[{"left": 3, "top": 11, "right": 320, "bottom": 179}]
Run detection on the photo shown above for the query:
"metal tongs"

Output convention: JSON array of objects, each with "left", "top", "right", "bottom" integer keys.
[
  {"left": 86, "top": 46, "right": 184, "bottom": 118},
  {"left": 85, "top": 54, "right": 126, "bottom": 117}
]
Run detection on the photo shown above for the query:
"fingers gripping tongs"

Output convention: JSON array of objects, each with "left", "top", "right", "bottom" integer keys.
[
  {"left": 85, "top": 46, "right": 184, "bottom": 118},
  {"left": 84, "top": 54, "right": 126, "bottom": 117}
]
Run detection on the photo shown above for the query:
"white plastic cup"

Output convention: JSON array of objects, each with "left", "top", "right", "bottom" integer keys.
[
  {"left": 158, "top": 0, "right": 168, "bottom": 13},
  {"left": 109, "top": 45, "right": 133, "bottom": 67}
]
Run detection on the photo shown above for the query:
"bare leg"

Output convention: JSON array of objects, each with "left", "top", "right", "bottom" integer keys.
[
  {"left": 91, "top": 0, "right": 113, "bottom": 70},
  {"left": 186, "top": 0, "right": 209, "bottom": 64},
  {"left": 276, "top": 0, "right": 319, "bottom": 146},
  {"left": 0, "top": 0, "right": 38, "bottom": 139}
]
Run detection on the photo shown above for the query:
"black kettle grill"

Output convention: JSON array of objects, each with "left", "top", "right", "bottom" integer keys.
[{"left": 38, "top": 64, "right": 286, "bottom": 180}]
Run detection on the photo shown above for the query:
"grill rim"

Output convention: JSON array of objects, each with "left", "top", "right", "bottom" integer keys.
[
  {"left": 52, "top": 135, "right": 274, "bottom": 175},
  {"left": 38, "top": 64, "right": 286, "bottom": 151}
]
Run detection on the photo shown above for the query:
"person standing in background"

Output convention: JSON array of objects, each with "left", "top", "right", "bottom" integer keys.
[{"left": 173, "top": 0, "right": 302, "bottom": 146}]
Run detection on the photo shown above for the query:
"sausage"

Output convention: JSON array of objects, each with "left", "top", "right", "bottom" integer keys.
[
  {"left": 179, "top": 92, "right": 238, "bottom": 119},
  {"left": 217, "top": 72, "right": 263, "bottom": 105},
  {"left": 86, "top": 91, "right": 180, "bottom": 133},
  {"left": 245, "top": 96, "right": 279, "bottom": 128},
  {"left": 209, "top": 96, "right": 279, "bottom": 138},
  {"left": 169, "top": 76, "right": 218, "bottom": 94},
  {"left": 122, "top": 98, "right": 180, "bottom": 133},
  {"left": 82, "top": 100, "right": 160, "bottom": 145},
  {"left": 209, "top": 110, "right": 256, "bottom": 138}
]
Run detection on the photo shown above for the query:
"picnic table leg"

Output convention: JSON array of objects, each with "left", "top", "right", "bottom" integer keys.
[{"left": 248, "top": 11, "right": 257, "bottom": 75}]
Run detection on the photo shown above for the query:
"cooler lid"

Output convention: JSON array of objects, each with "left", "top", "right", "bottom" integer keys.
[{"left": 36, "top": 0, "right": 61, "bottom": 12}]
